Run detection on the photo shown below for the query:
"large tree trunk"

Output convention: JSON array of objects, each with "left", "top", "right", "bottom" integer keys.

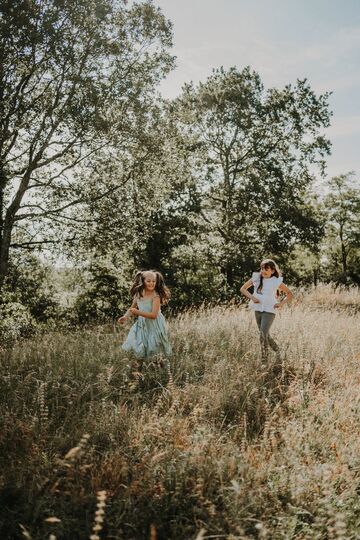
[
  {"left": 0, "top": 219, "right": 11, "bottom": 289},
  {"left": 0, "top": 176, "right": 6, "bottom": 289},
  {"left": 0, "top": 169, "right": 30, "bottom": 289}
]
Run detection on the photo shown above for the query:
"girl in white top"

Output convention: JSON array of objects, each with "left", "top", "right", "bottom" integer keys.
[{"left": 240, "top": 259, "right": 293, "bottom": 362}]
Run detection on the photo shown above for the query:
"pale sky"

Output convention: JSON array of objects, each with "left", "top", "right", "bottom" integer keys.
[{"left": 156, "top": 0, "right": 360, "bottom": 181}]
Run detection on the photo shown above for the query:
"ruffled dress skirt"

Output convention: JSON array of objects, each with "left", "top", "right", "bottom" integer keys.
[{"left": 122, "top": 298, "right": 172, "bottom": 359}]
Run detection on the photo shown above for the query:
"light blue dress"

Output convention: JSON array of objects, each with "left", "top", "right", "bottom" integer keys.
[{"left": 122, "top": 296, "right": 172, "bottom": 358}]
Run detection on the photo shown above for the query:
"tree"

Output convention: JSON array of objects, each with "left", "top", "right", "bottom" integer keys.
[
  {"left": 173, "top": 67, "right": 331, "bottom": 291},
  {"left": 0, "top": 0, "right": 174, "bottom": 287},
  {"left": 323, "top": 173, "right": 360, "bottom": 283},
  {"left": 67, "top": 103, "right": 204, "bottom": 308}
]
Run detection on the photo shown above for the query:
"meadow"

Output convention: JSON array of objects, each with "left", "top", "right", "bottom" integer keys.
[{"left": 1, "top": 286, "right": 360, "bottom": 540}]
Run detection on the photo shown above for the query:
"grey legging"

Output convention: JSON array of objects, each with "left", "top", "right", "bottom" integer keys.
[{"left": 254, "top": 311, "right": 280, "bottom": 359}]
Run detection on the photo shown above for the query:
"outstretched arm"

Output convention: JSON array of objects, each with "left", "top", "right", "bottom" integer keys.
[
  {"left": 240, "top": 278, "right": 260, "bottom": 303},
  {"left": 130, "top": 296, "right": 161, "bottom": 320},
  {"left": 118, "top": 297, "right": 137, "bottom": 324},
  {"left": 274, "top": 283, "right": 293, "bottom": 309}
]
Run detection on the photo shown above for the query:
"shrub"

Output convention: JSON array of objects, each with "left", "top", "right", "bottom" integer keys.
[{"left": 0, "top": 301, "right": 37, "bottom": 347}]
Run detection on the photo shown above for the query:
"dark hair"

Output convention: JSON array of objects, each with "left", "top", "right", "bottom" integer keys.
[
  {"left": 257, "top": 258, "right": 281, "bottom": 293},
  {"left": 130, "top": 270, "right": 171, "bottom": 304}
]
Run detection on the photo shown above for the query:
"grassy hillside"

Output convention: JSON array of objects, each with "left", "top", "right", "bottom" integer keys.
[{"left": 1, "top": 287, "right": 360, "bottom": 539}]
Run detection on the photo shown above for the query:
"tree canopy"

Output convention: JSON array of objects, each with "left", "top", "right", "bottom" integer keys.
[
  {"left": 0, "top": 0, "right": 174, "bottom": 285},
  {"left": 170, "top": 67, "right": 331, "bottom": 290}
]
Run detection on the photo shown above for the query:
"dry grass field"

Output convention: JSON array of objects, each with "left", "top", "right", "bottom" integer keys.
[{"left": 1, "top": 286, "right": 360, "bottom": 539}]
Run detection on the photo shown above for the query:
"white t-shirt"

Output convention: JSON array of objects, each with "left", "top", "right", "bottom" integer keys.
[{"left": 249, "top": 272, "right": 283, "bottom": 314}]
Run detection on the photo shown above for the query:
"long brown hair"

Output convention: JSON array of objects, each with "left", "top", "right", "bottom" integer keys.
[
  {"left": 257, "top": 259, "right": 281, "bottom": 293},
  {"left": 130, "top": 270, "right": 171, "bottom": 304}
]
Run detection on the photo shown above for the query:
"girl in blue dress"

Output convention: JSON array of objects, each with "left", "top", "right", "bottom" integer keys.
[
  {"left": 240, "top": 259, "right": 293, "bottom": 362},
  {"left": 118, "top": 270, "right": 172, "bottom": 360}
]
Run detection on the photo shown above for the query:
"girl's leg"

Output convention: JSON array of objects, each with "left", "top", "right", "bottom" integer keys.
[
  {"left": 261, "top": 312, "right": 281, "bottom": 361},
  {"left": 255, "top": 312, "right": 281, "bottom": 363},
  {"left": 256, "top": 312, "right": 277, "bottom": 361},
  {"left": 255, "top": 311, "right": 268, "bottom": 361},
  {"left": 268, "top": 335, "right": 280, "bottom": 353},
  {"left": 254, "top": 311, "right": 262, "bottom": 332}
]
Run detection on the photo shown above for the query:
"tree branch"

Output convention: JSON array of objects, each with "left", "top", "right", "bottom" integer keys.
[
  {"left": 14, "top": 170, "right": 133, "bottom": 222},
  {"left": 10, "top": 237, "right": 77, "bottom": 249}
]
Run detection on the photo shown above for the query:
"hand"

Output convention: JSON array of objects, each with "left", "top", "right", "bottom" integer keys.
[
  {"left": 129, "top": 307, "right": 138, "bottom": 315},
  {"left": 118, "top": 316, "right": 127, "bottom": 324},
  {"left": 251, "top": 296, "right": 261, "bottom": 304},
  {"left": 274, "top": 302, "right": 283, "bottom": 309}
]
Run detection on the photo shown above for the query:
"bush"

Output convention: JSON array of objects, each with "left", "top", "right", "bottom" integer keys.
[
  {"left": 72, "top": 262, "right": 129, "bottom": 324},
  {"left": 0, "top": 301, "right": 37, "bottom": 347},
  {"left": 0, "top": 254, "right": 65, "bottom": 346},
  {"left": 6, "top": 254, "right": 60, "bottom": 322}
]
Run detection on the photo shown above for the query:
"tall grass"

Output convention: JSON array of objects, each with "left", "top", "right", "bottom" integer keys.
[{"left": 1, "top": 286, "right": 360, "bottom": 539}]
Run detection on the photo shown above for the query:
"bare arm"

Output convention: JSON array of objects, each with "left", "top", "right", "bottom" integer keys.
[
  {"left": 118, "top": 297, "right": 137, "bottom": 324},
  {"left": 274, "top": 283, "right": 293, "bottom": 308},
  {"left": 130, "top": 296, "right": 161, "bottom": 320},
  {"left": 240, "top": 278, "right": 260, "bottom": 303}
]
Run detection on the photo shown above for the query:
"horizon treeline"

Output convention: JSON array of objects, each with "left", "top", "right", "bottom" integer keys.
[{"left": 0, "top": 0, "right": 359, "bottom": 333}]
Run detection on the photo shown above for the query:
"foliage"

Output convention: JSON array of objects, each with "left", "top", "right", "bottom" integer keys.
[
  {"left": 322, "top": 172, "right": 360, "bottom": 284},
  {"left": 70, "top": 67, "right": 334, "bottom": 310},
  {"left": 4, "top": 253, "right": 60, "bottom": 321},
  {"left": 72, "top": 256, "right": 130, "bottom": 323},
  {"left": 0, "top": 300, "right": 36, "bottom": 347},
  {"left": 285, "top": 245, "right": 322, "bottom": 286},
  {"left": 0, "top": 253, "right": 63, "bottom": 345},
  {"left": 67, "top": 104, "right": 206, "bottom": 310},
  {"left": 171, "top": 67, "right": 331, "bottom": 292},
  {"left": 0, "top": 0, "right": 174, "bottom": 284}
]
